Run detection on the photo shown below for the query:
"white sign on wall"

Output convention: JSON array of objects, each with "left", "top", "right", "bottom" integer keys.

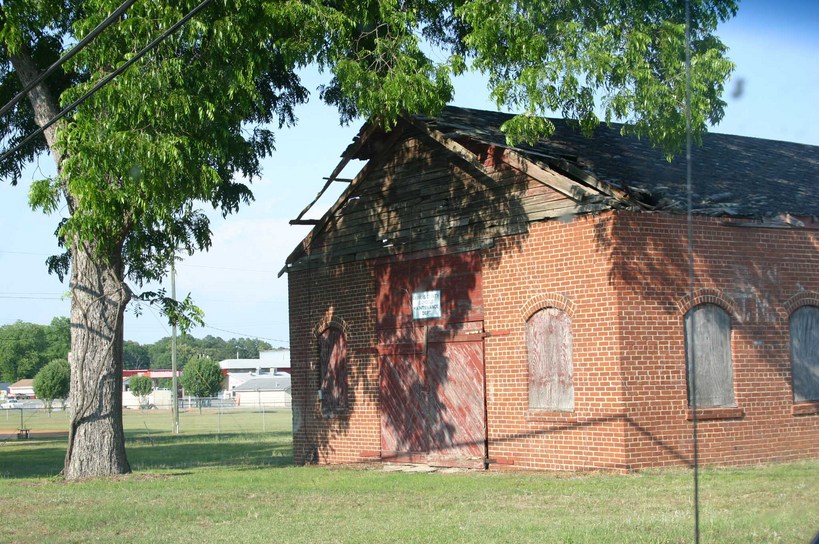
[{"left": 412, "top": 290, "right": 442, "bottom": 320}]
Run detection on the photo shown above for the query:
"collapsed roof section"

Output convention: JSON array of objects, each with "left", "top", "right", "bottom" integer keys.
[{"left": 418, "top": 106, "right": 819, "bottom": 217}]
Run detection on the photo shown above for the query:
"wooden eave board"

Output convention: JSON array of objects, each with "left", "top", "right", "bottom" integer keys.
[
  {"left": 320, "top": 211, "right": 529, "bottom": 255},
  {"left": 498, "top": 147, "right": 602, "bottom": 202},
  {"left": 504, "top": 146, "right": 633, "bottom": 202}
]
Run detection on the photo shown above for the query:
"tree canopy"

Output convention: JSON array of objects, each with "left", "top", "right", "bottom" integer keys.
[
  {"left": 180, "top": 357, "right": 224, "bottom": 402},
  {"left": 33, "top": 358, "right": 70, "bottom": 411},
  {"left": 128, "top": 374, "right": 153, "bottom": 409},
  {"left": 1, "top": 0, "right": 737, "bottom": 479},
  {"left": 123, "top": 340, "right": 152, "bottom": 370},
  {"left": 458, "top": 0, "right": 736, "bottom": 151}
]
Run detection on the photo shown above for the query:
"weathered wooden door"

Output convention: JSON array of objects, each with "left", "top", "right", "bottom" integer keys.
[{"left": 376, "top": 252, "right": 486, "bottom": 467}]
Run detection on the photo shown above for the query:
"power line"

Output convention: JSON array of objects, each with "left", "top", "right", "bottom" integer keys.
[
  {"left": 0, "top": 0, "right": 138, "bottom": 118},
  {"left": 0, "top": 0, "right": 215, "bottom": 165},
  {"left": 0, "top": 294, "right": 64, "bottom": 300},
  {"left": 0, "top": 250, "right": 54, "bottom": 256},
  {"left": 133, "top": 297, "right": 172, "bottom": 336},
  {"left": 130, "top": 301, "right": 287, "bottom": 344},
  {"left": 176, "top": 262, "right": 279, "bottom": 274},
  {"left": 200, "top": 324, "right": 289, "bottom": 345}
]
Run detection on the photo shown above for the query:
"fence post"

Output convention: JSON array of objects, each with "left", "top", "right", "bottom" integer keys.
[{"left": 260, "top": 393, "right": 266, "bottom": 433}]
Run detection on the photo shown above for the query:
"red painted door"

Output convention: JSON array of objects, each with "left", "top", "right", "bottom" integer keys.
[
  {"left": 376, "top": 252, "right": 486, "bottom": 468},
  {"left": 379, "top": 327, "right": 429, "bottom": 455}
]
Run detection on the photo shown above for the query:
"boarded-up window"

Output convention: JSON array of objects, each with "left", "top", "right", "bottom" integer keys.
[
  {"left": 526, "top": 308, "right": 574, "bottom": 411},
  {"left": 790, "top": 305, "right": 819, "bottom": 402},
  {"left": 318, "top": 326, "right": 347, "bottom": 416},
  {"left": 685, "top": 304, "right": 735, "bottom": 407}
]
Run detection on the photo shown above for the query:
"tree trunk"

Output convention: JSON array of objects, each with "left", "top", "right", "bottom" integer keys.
[
  {"left": 11, "top": 39, "right": 132, "bottom": 479},
  {"left": 64, "top": 240, "right": 131, "bottom": 479},
  {"left": 9, "top": 49, "right": 64, "bottom": 165}
]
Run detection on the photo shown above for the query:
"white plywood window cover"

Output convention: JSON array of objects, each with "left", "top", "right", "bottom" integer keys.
[
  {"left": 685, "top": 304, "right": 735, "bottom": 408},
  {"left": 526, "top": 307, "right": 574, "bottom": 411},
  {"left": 790, "top": 305, "right": 819, "bottom": 402}
]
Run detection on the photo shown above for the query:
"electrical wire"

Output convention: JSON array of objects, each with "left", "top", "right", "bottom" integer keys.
[
  {"left": 0, "top": 294, "right": 64, "bottom": 300},
  {"left": 200, "top": 325, "right": 289, "bottom": 345},
  {"left": 684, "top": 1, "right": 702, "bottom": 542},
  {"left": 0, "top": 250, "right": 53, "bottom": 256},
  {"left": 0, "top": 0, "right": 215, "bottom": 165},
  {"left": 176, "top": 262, "right": 280, "bottom": 274},
  {"left": 130, "top": 303, "right": 287, "bottom": 345},
  {"left": 0, "top": 0, "right": 138, "bottom": 118}
]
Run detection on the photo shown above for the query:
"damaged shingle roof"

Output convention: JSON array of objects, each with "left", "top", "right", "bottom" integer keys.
[{"left": 421, "top": 106, "right": 819, "bottom": 218}]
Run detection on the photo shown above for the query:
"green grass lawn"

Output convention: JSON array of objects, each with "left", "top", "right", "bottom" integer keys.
[{"left": 1, "top": 409, "right": 817, "bottom": 543}]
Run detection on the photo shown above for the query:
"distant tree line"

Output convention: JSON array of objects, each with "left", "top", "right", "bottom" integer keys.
[
  {"left": 125, "top": 335, "right": 276, "bottom": 371},
  {"left": 0, "top": 319, "right": 277, "bottom": 381},
  {"left": 0, "top": 318, "right": 70, "bottom": 382}
]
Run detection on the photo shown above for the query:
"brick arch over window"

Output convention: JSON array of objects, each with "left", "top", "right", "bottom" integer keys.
[
  {"left": 520, "top": 292, "right": 575, "bottom": 322},
  {"left": 784, "top": 291, "right": 819, "bottom": 315},
  {"left": 524, "top": 300, "right": 574, "bottom": 412},
  {"left": 312, "top": 315, "right": 351, "bottom": 341},
  {"left": 313, "top": 317, "right": 349, "bottom": 417},
  {"left": 676, "top": 288, "right": 738, "bottom": 319},
  {"left": 785, "top": 292, "right": 819, "bottom": 403}
]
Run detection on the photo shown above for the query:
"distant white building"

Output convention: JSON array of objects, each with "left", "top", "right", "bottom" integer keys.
[
  {"left": 8, "top": 379, "right": 35, "bottom": 399},
  {"left": 218, "top": 349, "right": 291, "bottom": 404},
  {"left": 218, "top": 348, "right": 290, "bottom": 375},
  {"left": 122, "top": 388, "right": 174, "bottom": 410},
  {"left": 232, "top": 374, "right": 291, "bottom": 408}
]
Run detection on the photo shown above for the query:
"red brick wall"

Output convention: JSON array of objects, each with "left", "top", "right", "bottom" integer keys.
[
  {"left": 289, "top": 261, "right": 382, "bottom": 465},
  {"left": 480, "top": 210, "right": 818, "bottom": 471},
  {"left": 611, "top": 211, "right": 819, "bottom": 469},
  {"left": 289, "top": 210, "right": 819, "bottom": 471},
  {"left": 481, "top": 213, "right": 628, "bottom": 471}
]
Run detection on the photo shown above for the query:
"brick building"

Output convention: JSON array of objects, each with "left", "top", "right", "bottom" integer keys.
[{"left": 282, "top": 106, "right": 819, "bottom": 471}]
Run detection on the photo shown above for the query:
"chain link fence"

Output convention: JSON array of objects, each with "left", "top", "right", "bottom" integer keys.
[{"left": 1, "top": 399, "right": 292, "bottom": 440}]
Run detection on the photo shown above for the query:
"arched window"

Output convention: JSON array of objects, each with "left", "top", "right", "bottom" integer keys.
[
  {"left": 526, "top": 307, "right": 573, "bottom": 411},
  {"left": 318, "top": 326, "right": 348, "bottom": 416},
  {"left": 790, "top": 305, "right": 819, "bottom": 403},
  {"left": 684, "top": 303, "right": 735, "bottom": 407}
]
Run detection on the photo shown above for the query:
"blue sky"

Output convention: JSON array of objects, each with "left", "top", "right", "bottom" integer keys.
[{"left": 1, "top": 1, "right": 817, "bottom": 346}]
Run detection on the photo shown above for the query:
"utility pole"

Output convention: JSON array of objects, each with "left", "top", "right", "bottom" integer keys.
[{"left": 171, "top": 255, "right": 180, "bottom": 435}]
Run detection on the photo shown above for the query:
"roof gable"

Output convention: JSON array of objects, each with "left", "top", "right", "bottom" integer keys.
[{"left": 285, "top": 124, "right": 577, "bottom": 271}]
